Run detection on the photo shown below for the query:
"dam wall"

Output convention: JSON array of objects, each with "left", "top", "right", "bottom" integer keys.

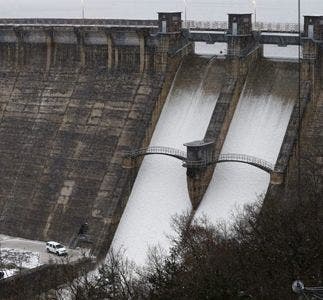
[
  {"left": 265, "top": 16, "right": 323, "bottom": 206},
  {"left": 0, "top": 22, "right": 192, "bottom": 254},
  {"left": 0, "top": 13, "right": 322, "bottom": 262},
  {"left": 264, "top": 46, "right": 323, "bottom": 206}
]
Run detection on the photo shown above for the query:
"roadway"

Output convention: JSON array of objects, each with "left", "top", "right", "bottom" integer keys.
[{"left": 0, "top": 234, "right": 86, "bottom": 266}]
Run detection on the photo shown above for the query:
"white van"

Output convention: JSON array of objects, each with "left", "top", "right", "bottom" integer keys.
[{"left": 46, "top": 241, "right": 68, "bottom": 256}]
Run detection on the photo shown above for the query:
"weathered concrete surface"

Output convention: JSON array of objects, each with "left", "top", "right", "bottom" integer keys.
[
  {"left": 0, "top": 25, "right": 191, "bottom": 256},
  {"left": 265, "top": 90, "right": 323, "bottom": 205},
  {"left": 0, "top": 67, "right": 161, "bottom": 247},
  {"left": 264, "top": 48, "right": 323, "bottom": 209}
]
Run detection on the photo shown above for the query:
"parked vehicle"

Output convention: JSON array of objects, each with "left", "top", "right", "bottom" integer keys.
[{"left": 46, "top": 241, "right": 67, "bottom": 256}]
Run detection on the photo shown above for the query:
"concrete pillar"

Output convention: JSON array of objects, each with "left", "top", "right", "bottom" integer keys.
[
  {"left": 114, "top": 47, "right": 119, "bottom": 69},
  {"left": 303, "top": 16, "right": 322, "bottom": 41},
  {"left": 184, "top": 140, "right": 215, "bottom": 210},
  {"left": 227, "top": 14, "right": 254, "bottom": 57},
  {"left": 106, "top": 33, "right": 113, "bottom": 70},
  {"left": 139, "top": 32, "right": 145, "bottom": 73},
  {"left": 154, "top": 35, "right": 170, "bottom": 72},
  {"left": 301, "top": 16, "right": 320, "bottom": 98},
  {"left": 75, "top": 29, "right": 85, "bottom": 67},
  {"left": 302, "top": 40, "right": 317, "bottom": 60},
  {"left": 13, "top": 28, "right": 23, "bottom": 68},
  {"left": 154, "top": 12, "right": 187, "bottom": 73},
  {"left": 45, "top": 29, "right": 53, "bottom": 73},
  {"left": 226, "top": 14, "right": 260, "bottom": 80},
  {"left": 158, "top": 12, "right": 182, "bottom": 34},
  {"left": 122, "top": 156, "right": 136, "bottom": 169},
  {"left": 302, "top": 16, "right": 322, "bottom": 63},
  {"left": 270, "top": 171, "right": 284, "bottom": 185},
  {"left": 51, "top": 29, "right": 57, "bottom": 67}
]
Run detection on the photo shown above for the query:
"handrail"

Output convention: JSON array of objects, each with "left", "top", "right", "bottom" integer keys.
[
  {"left": 218, "top": 153, "right": 274, "bottom": 171},
  {"left": 126, "top": 147, "right": 274, "bottom": 173},
  {"left": 185, "top": 20, "right": 301, "bottom": 33},
  {"left": 226, "top": 44, "right": 259, "bottom": 58},
  {"left": 302, "top": 52, "right": 317, "bottom": 60},
  {"left": 126, "top": 146, "right": 187, "bottom": 160},
  {"left": 185, "top": 153, "right": 274, "bottom": 172}
]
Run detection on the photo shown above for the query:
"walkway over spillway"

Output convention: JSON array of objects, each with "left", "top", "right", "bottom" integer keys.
[
  {"left": 126, "top": 147, "right": 275, "bottom": 173},
  {"left": 128, "top": 146, "right": 187, "bottom": 161},
  {"left": 217, "top": 154, "right": 274, "bottom": 173}
]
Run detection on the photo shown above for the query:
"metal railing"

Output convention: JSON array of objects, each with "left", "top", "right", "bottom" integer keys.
[
  {"left": 226, "top": 44, "right": 258, "bottom": 58},
  {"left": 126, "top": 148, "right": 274, "bottom": 173},
  {"left": 292, "top": 281, "right": 323, "bottom": 299},
  {"left": 254, "top": 22, "right": 300, "bottom": 33},
  {"left": 218, "top": 153, "right": 274, "bottom": 171},
  {"left": 302, "top": 52, "right": 317, "bottom": 60},
  {"left": 128, "top": 148, "right": 274, "bottom": 172},
  {"left": 185, "top": 20, "right": 228, "bottom": 31},
  {"left": 185, "top": 20, "right": 300, "bottom": 33},
  {"left": 126, "top": 146, "right": 187, "bottom": 160},
  {"left": 185, "top": 153, "right": 274, "bottom": 173}
]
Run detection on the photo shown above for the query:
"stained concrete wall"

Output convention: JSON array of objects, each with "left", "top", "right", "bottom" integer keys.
[
  {"left": 264, "top": 47, "right": 323, "bottom": 209},
  {"left": 0, "top": 25, "right": 191, "bottom": 256}
]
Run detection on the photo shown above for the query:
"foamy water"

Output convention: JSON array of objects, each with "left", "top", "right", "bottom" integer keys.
[
  {"left": 196, "top": 61, "right": 297, "bottom": 224},
  {"left": 111, "top": 57, "right": 224, "bottom": 265}
]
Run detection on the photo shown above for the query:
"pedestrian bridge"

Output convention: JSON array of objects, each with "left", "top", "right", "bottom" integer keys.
[
  {"left": 126, "top": 146, "right": 187, "bottom": 161},
  {"left": 126, "top": 147, "right": 275, "bottom": 173},
  {"left": 217, "top": 153, "right": 274, "bottom": 173}
]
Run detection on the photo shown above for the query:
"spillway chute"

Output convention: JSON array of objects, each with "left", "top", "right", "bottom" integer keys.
[{"left": 111, "top": 55, "right": 227, "bottom": 265}]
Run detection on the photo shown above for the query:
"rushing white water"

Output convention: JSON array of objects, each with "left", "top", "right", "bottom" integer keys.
[
  {"left": 112, "top": 56, "right": 225, "bottom": 265},
  {"left": 196, "top": 60, "right": 297, "bottom": 225}
]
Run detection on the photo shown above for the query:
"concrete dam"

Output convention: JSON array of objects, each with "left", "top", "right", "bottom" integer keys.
[{"left": 0, "top": 13, "right": 321, "bottom": 263}]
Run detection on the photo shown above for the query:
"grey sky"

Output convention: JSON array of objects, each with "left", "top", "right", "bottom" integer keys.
[{"left": 0, "top": 0, "right": 322, "bottom": 23}]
